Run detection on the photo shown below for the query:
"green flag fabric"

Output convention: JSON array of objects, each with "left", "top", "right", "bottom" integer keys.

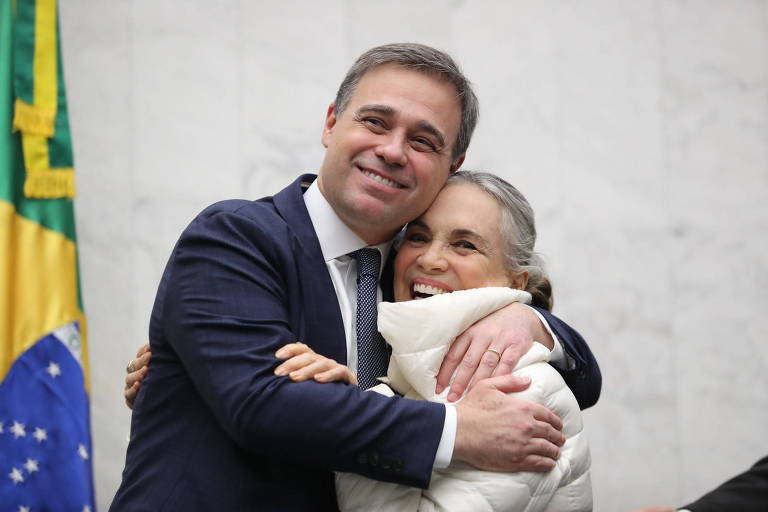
[{"left": 0, "top": 0, "right": 94, "bottom": 509}]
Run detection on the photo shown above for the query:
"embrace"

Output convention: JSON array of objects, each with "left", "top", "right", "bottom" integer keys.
[{"left": 112, "top": 43, "right": 601, "bottom": 511}]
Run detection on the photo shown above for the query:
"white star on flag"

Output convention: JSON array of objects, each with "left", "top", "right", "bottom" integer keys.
[
  {"left": 10, "top": 421, "right": 26, "bottom": 438},
  {"left": 23, "top": 459, "right": 39, "bottom": 473},
  {"left": 0, "top": 421, "right": 4, "bottom": 433},
  {"left": 46, "top": 361, "right": 62, "bottom": 378},
  {"left": 78, "top": 443, "right": 89, "bottom": 460},
  {"left": 18, "top": 506, "right": 30, "bottom": 512},
  {"left": 33, "top": 427, "right": 47, "bottom": 442},
  {"left": 82, "top": 506, "right": 92, "bottom": 512},
  {"left": 9, "top": 467, "right": 24, "bottom": 484}
]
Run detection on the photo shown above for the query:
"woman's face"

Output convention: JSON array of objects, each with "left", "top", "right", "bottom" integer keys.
[{"left": 394, "top": 182, "right": 524, "bottom": 302}]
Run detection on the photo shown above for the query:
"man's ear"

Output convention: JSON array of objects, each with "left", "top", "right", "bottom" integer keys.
[
  {"left": 321, "top": 103, "right": 337, "bottom": 148},
  {"left": 449, "top": 155, "right": 465, "bottom": 173}
]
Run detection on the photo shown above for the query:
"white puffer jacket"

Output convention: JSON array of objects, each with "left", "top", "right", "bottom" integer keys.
[{"left": 336, "top": 287, "right": 592, "bottom": 512}]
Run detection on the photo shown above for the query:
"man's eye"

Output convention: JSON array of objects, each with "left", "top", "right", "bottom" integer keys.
[
  {"left": 362, "top": 117, "right": 386, "bottom": 130},
  {"left": 410, "top": 137, "right": 437, "bottom": 152}
]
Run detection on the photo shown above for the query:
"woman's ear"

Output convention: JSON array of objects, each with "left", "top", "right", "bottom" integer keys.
[{"left": 509, "top": 271, "right": 529, "bottom": 291}]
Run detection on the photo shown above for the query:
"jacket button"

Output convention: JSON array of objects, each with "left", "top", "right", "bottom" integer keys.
[{"left": 393, "top": 460, "right": 403, "bottom": 472}]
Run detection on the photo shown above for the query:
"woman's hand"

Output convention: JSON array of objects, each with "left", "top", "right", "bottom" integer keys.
[
  {"left": 274, "top": 343, "right": 357, "bottom": 385},
  {"left": 436, "top": 302, "right": 552, "bottom": 402},
  {"left": 125, "top": 343, "right": 152, "bottom": 409}
]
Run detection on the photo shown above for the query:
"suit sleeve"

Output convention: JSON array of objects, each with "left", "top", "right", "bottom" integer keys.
[
  {"left": 159, "top": 205, "right": 444, "bottom": 488},
  {"left": 683, "top": 455, "right": 768, "bottom": 512},
  {"left": 533, "top": 307, "right": 602, "bottom": 409}
]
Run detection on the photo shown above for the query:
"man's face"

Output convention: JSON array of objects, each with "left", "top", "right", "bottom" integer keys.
[{"left": 317, "top": 64, "right": 464, "bottom": 244}]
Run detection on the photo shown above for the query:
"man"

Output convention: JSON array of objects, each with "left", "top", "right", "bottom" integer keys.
[{"left": 112, "top": 43, "right": 600, "bottom": 511}]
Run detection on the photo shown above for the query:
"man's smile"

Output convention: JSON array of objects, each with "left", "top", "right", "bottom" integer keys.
[{"left": 356, "top": 165, "right": 407, "bottom": 189}]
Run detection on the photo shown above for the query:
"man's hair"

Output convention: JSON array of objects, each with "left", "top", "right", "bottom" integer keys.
[
  {"left": 446, "top": 170, "right": 553, "bottom": 311},
  {"left": 333, "top": 43, "right": 479, "bottom": 161}
]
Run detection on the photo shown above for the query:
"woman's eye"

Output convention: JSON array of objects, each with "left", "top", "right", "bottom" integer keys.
[
  {"left": 406, "top": 233, "right": 428, "bottom": 244},
  {"left": 453, "top": 240, "right": 477, "bottom": 251}
]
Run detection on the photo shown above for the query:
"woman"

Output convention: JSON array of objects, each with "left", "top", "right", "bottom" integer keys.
[
  {"left": 126, "top": 171, "right": 593, "bottom": 511},
  {"left": 274, "top": 171, "right": 592, "bottom": 511}
]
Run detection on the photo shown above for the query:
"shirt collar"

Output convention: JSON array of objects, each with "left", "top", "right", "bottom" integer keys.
[{"left": 303, "top": 180, "right": 392, "bottom": 266}]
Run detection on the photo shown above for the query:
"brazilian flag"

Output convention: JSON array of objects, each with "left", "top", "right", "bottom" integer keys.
[{"left": 0, "top": 0, "right": 94, "bottom": 510}]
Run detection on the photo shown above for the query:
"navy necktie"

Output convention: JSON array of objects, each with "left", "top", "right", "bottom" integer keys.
[{"left": 353, "top": 248, "right": 389, "bottom": 390}]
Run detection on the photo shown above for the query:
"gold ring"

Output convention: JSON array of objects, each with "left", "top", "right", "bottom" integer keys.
[
  {"left": 484, "top": 348, "right": 502, "bottom": 363},
  {"left": 126, "top": 360, "right": 134, "bottom": 374}
]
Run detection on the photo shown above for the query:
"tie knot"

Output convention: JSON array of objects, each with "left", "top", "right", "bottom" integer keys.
[{"left": 353, "top": 248, "right": 381, "bottom": 278}]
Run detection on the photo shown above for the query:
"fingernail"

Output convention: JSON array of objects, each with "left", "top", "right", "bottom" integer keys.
[
  {"left": 290, "top": 372, "right": 303, "bottom": 381},
  {"left": 275, "top": 349, "right": 287, "bottom": 358},
  {"left": 447, "top": 392, "right": 459, "bottom": 402},
  {"left": 274, "top": 368, "right": 286, "bottom": 376},
  {"left": 435, "top": 384, "right": 445, "bottom": 394}
]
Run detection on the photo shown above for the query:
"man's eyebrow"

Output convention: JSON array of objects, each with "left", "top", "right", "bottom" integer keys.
[
  {"left": 355, "top": 104, "right": 395, "bottom": 117},
  {"left": 415, "top": 120, "right": 446, "bottom": 149}
]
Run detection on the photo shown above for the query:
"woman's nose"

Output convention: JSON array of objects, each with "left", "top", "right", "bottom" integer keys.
[{"left": 417, "top": 242, "right": 448, "bottom": 272}]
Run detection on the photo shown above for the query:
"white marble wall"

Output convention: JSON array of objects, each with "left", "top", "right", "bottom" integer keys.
[{"left": 58, "top": 1, "right": 768, "bottom": 510}]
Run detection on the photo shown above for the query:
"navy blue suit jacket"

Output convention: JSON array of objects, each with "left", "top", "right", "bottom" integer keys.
[{"left": 111, "top": 174, "right": 601, "bottom": 511}]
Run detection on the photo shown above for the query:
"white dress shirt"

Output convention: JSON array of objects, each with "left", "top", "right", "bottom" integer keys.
[
  {"left": 303, "top": 180, "right": 570, "bottom": 469},
  {"left": 303, "top": 181, "right": 456, "bottom": 469}
]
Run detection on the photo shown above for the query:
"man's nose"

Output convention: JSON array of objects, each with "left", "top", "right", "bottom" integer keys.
[{"left": 374, "top": 132, "right": 408, "bottom": 167}]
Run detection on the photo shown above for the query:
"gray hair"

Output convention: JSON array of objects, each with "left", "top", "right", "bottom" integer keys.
[
  {"left": 334, "top": 43, "right": 479, "bottom": 161},
  {"left": 446, "top": 170, "right": 553, "bottom": 310}
]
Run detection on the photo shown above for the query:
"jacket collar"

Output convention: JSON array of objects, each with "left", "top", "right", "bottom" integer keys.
[{"left": 272, "top": 173, "right": 323, "bottom": 257}]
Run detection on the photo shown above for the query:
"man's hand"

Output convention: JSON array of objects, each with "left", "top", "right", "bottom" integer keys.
[
  {"left": 124, "top": 344, "right": 151, "bottom": 409},
  {"left": 453, "top": 374, "right": 564, "bottom": 472},
  {"left": 436, "top": 303, "right": 554, "bottom": 402}
]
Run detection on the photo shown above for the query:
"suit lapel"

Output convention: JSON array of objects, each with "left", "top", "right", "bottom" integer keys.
[{"left": 273, "top": 175, "right": 348, "bottom": 364}]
